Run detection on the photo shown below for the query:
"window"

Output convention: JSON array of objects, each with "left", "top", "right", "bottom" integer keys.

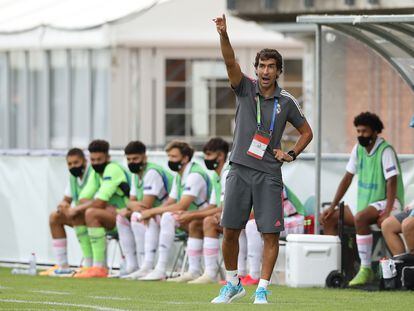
[
  {"left": 9, "top": 52, "right": 27, "bottom": 148},
  {"left": 50, "top": 51, "right": 69, "bottom": 148},
  {"left": 165, "top": 59, "right": 235, "bottom": 148}
]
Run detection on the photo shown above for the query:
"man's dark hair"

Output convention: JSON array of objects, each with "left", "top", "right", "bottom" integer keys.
[
  {"left": 254, "top": 48, "right": 283, "bottom": 73},
  {"left": 203, "top": 137, "right": 229, "bottom": 160},
  {"left": 354, "top": 112, "right": 384, "bottom": 133},
  {"left": 165, "top": 140, "right": 194, "bottom": 161},
  {"left": 88, "top": 139, "right": 110, "bottom": 154},
  {"left": 66, "top": 148, "right": 85, "bottom": 159},
  {"left": 124, "top": 141, "right": 146, "bottom": 155}
]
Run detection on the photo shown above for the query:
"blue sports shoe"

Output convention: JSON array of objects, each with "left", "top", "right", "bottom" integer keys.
[
  {"left": 211, "top": 281, "right": 246, "bottom": 303},
  {"left": 253, "top": 287, "right": 270, "bottom": 304}
]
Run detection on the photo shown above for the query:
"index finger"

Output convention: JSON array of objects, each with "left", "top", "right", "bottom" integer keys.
[{"left": 222, "top": 14, "right": 226, "bottom": 23}]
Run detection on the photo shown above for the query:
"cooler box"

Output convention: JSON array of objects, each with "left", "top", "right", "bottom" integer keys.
[{"left": 286, "top": 234, "right": 341, "bottom": 287}]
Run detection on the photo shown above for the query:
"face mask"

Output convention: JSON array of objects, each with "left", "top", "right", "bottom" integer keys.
[
  {"left": 204, "top": 158, "right": 219, "bottom": 170},
  {"left": 358, "top": 136, "right": 373, "bottom": 147},
  {"left": 128, "top": 162, "right": 144, "bottom": 174},
  {"left": 69, "top": 165, "right": 84, "bottom": 178},
  {"left": 92, "top": 162, "right": 108, "bottom": 174},
  {"left": 168, "top": 160, "right": 183, "bottom": 172}
]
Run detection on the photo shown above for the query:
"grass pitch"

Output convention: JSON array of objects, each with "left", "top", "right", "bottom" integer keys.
[{"left": 0, "top": 268, "right": 413, "bottom": 310}]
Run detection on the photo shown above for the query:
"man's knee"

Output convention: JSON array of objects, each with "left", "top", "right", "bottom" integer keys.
[
  {"left": 382, "top": 216, "right": 399, "bottom": 235},
  {"left": 354, "top": 211, "right": 369, "bottom": 228},
  {"left": 85, "top": 208, "right": 100, "bottom": 224},
  {"left": 262, "top": 233, "right": 279, "bottom": 247},
  {"left": 402, "top": 218, "right": 414, "bottom": 234},
  {"left": 203, "top": 215, "right": 217, "bottom": 230}
]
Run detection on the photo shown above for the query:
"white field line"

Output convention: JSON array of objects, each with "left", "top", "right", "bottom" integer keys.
[
  {"left": 30, "top": 290, "right": 71, "bottom": 295},
  {"left": 88, "top": 296, "right": 132, "bottom": 301},
  {"left": 0, "top": 299, "right": 128, "bottom": 311}
]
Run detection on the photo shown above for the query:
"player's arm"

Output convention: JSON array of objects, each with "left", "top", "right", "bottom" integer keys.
[
  {"left": 141, "top": 195, "right": 195, "bottom": 220},
  {"left": 214, "top": 14, "right": 242, "bottom": 88},
  {"left": 179, "top": 205, "right": 221, "bottom": 224},
  {"left": 291, "top": 121, "right": 313, "bottom": 156},
  {"left": 322, "top": 172, "right": 354, "bottom": 223}
]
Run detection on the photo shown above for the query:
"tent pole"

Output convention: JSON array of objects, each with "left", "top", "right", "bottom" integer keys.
[{"left": 314, "top": 24, "right": 322, "bottom": 235}]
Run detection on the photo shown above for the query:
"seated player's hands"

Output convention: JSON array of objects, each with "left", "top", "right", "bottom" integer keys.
[
  {"left": 273, "top": 149, "right": 293, "bottom": 162},
  {"left": 118, "top": 208, "right": 131, "bottom": 218},
  {"left": 177, "top": 211, "right": 193, "bottom": 225},
  {"left": 320, "top": 205, "right": 335, "bottom": 225},
  {"left": 140, "top": 208, "right": 154, "bottom": 221},
  {"left": 127, "top": 200, "right": 145, "bottom": 212}
]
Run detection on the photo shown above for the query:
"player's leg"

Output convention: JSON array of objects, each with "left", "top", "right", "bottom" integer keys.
[
  {"left": 169, "top": 219, "right": 204, "bottom": 282},
  {"left": 382, "top": 212, "right": 408, "bottom": 256},
  {"left": 402, "top": 216, "right": 414, "bottom": 254},
  {"left": 116, "top": 210, "right": 139, "bottom": 275},
  {"left": 75, "top": 206, "right": 117, "bottom": 278},
  {"left": 237, "top": 229, "right": 248, "bottom": 279},
  {"left": 244, "top": 219, "right": 262, "bottom": 285},
  {"left": 41, "top": 210, "right": 74, "bottom": 276},
  {"left": 211, "top": 164, "right": 251, "bottom": 304},
  {"left": 190, "top": 213, "right": 222, "bottom": 284},
  {"left": 140, "top": 211, "right": 180, "bottom": 280},
  {"left": 349, "top": 205, "right": 380, "bottom": 286}
]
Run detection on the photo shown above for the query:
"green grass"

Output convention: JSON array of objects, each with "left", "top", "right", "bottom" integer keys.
[{"left": 0, "top": 268, "right": 413, "bottom": 310}]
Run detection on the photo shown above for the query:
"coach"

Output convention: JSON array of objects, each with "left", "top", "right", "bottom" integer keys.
[{"left": 211, "top": 15, "right": 313, "bottom": 304}]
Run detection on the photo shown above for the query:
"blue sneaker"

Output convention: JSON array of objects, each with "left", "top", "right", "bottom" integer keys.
[
  {"left": 211, "top": 281, "right": 246, "bottom": 304},
  {"left": 253, "top": 287, "right": 270, "bottom": 304},
  {"left": 50, "top": 268, "right": 75, "bottom": 277}
]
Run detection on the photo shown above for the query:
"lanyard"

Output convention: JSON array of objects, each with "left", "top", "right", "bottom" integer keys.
[{"left": 256, "top": 96, "right": 278, "bottom": 135}]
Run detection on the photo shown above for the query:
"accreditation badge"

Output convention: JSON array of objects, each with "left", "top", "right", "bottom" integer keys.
[{"left": 247, "top": 130, "right": 271, "bottom": 160}]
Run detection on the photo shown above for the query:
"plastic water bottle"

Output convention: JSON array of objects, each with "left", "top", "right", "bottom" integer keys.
[
  {"left": 28, "top": 253, "right": 37, "bottom": 275},
  {"left": 119, "top": 256, "right": 127, "bottom": 277}
]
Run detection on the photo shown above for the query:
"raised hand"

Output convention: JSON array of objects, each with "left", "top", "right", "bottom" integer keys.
[{"left": 213, "top": 14, "right": 227, "bottom": 36}]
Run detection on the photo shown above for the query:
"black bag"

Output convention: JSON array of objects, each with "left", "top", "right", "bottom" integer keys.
[{"left": 380, "top": 253, "right": 414, "bottom": 290}]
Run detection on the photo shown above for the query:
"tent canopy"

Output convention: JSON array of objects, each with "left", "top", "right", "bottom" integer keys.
[{"left": 297, "top": 14, "right": 414, "bottom": 91}]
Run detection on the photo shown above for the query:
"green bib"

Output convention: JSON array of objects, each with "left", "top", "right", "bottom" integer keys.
[
  {"left": 211, "top": 171, "right": 221, "bottom": 206},
  {"left": 69, "top": 166, "right": 93, "bottom": 205},
  {"left": 285, "top": 186, "right": 305, "bottom": 216},
  {"left": 175, "top": 162, "right": 211, "bottom": 211},
  {"left": 134, "top": 162, "right": 173, "bottom": 207},
  {"left": 357, "top": 140, "right": 404, "bottom": 212},
  {"left": 100, "top": 162, "right": 131, "bottom": 209}
]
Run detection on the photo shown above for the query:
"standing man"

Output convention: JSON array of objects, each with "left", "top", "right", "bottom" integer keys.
[
  {"left": 212, "top": 15, "right": 313, "bottom": 304},
  {"left": 320, "top": 112, "right": 404, "bottom": 286}
]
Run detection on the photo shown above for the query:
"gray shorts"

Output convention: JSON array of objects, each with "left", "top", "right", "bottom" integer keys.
[
  {"left": 221, "top": 163, "right": 284, "bottom": 234},
  {"left": 395, "top": 211, "right": 411, "bottom": 223}
]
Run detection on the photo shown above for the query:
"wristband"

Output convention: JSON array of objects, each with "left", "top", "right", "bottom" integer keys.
[{"left": 287, "top": 150, "right": 297, "bottom": 161}]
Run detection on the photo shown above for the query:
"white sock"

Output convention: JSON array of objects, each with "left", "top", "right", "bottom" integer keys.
[
  {"left": 52, "top": 238, "right": 68, "bottom": 268},
  {"left": 226, "top": 270, "right": 239, "bottom": 286},
  {"left": 258, "top": 279, "right": 269, "bottom": 290},
  {"left": 143, "top": 218, "right": 160, "bottom": 269},
  {"left": 203, "top": 237, "right": 220, "bottom": 278},
  {"left": 116, "top": 214, "right": 138, "bottom": 272},
  {"left": 187, "top": 237, "right": 203, "bottom": 275},
  {"left": 246, "top": 219, "right": 263, "bottom": 279},
  {"left": 130, "top": 212, "right": 146, "bottom": 266},
  {"left": 356, "top": 234, "right": 373, "bottom": 268},
  {"left": 238, "top": 230, "right": 247, "bottom": 276},
  {"left": 155, "top": 212, "right": 176, "bottom": 272}
]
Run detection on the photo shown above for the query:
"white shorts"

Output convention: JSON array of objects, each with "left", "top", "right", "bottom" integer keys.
[{"left": 347, "top": 199, "right": 401, "bottom": 216}]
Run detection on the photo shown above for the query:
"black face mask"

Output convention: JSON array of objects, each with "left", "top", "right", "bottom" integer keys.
[
  {"left": 358, "top": 136, "right": 374, "bottom": 147},
  {"left": 69, "top": 165, "right": 85, "bottom": 178},
  {"left": 168, "top": 160, "right": 183, "bottom": 172},
  {"left": 92, "top": 162, "right": 108, "bottom": 174},
  {"left": 204, "top": 158, "right": 219, "bottom": 170},
  {"left": 128, "top": 162, "right": 144, "bottom": 174}
]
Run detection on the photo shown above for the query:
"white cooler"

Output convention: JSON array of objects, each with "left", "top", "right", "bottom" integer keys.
[{"left": 285, "top": 234, "right": 341, "bottom": 287}]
